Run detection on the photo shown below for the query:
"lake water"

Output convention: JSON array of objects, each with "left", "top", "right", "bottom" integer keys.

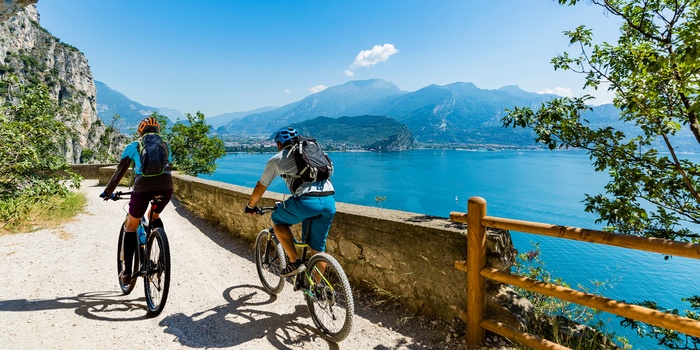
[{"left": 203, "top": 149, "right": 700, "bottom": 348}]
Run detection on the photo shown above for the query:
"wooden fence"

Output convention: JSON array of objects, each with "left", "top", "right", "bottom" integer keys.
[{"left": 450, "top": 196, "right": 700, "bottom": 349}]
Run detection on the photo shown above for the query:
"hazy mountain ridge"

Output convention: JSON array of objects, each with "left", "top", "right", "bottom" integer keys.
[
  {"left": 95, "top": 81, "right": 182, "bottom": 133},
  {"left": 224, "top": 79, "right": 407, "bottom": 135},
  {"left": 207, "top": 106, "right": 278, "bottom": 128},
  {"left": 219, "top": 79, "right": 558, "bottom": 146},
  {"left": 91, "top": 64, "right": 698, "bottom": 151}
]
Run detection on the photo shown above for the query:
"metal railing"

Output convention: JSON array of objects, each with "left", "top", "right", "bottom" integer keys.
[{"left": 450, "top": 196, "right": 700, "bottom": 349}]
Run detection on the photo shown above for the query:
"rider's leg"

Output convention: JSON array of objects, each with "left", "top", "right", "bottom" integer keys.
[
  {"left": 274, "top": 222, "right": 305, "bottom": 276},
  {"left": 274, "top": 223, "right": 299, "bottom": 262},
  {"left": 305, "top": 195, "right": 336, "bottom": 280},
  {"left": 121, "top": 214, "right": 141, "bottom": 282},
  {"left": 125, "top": 214, "right": 140, "bottom": 231},
  {"left": 149, "top": 189, "right": 173, "bottom": 230},
  {"left": 151, "top": 212, "right": 164, "bottom": 229},
  {"left": 122, "top": 192, "right": 150, "bottom": 282}
]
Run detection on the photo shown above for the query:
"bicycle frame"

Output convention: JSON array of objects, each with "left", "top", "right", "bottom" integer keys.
[
  {"left": 254, "top": 203, "right": 354, "bottom": 342},
  {"left": 111, "top": 190, "right": 172, "bottom": 315},
  {"left": 114, "top": 191, "right": 161, "bottom": 277},
  {"left": 258, "top": 207, "right": 329, "bottom": 294}
]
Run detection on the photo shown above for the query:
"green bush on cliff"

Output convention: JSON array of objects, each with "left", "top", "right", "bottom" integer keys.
[
  {"left": 514, "top": 243, "right": 630, "bottom": 349},
  {"left": 0, "top": 75, "right": 82, "bottom": 231}
]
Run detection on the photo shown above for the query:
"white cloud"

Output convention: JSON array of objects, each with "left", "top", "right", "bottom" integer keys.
[
  {"left": 308, "top": 85, "right": 327, "bottom": 93},
  {"left": 284, "top": 89, "right": 292, "bottom": 94},
  {"left": 538, "top": 87, "right": 573, "bottom": 97},
  {"left": 538, "top": 85, "right": 617, "bottom": 105},
  {"left": 588, "top": 90, "right": 615, "bottom": 105},
  {"left": 344, "top": 70, "right": 354, "bottom": 77},
  {"left": 350, "top": 44, "right": 398, "bottom": 69}
]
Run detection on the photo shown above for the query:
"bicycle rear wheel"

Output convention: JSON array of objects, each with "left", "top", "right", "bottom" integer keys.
[
  {"left": 254, "top": 229, "right": 286, "bottom": 294},
  {"left": 144, "top": 227, "right": 170, "bottom": 316},
  {"left": 117, "top": 223, "right": 137, "bottom": 295},
  {"left": 305, "top": 252, "right": 354, "bottom": 342}
]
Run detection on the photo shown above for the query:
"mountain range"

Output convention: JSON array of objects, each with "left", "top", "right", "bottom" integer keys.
[
  {"left": 95, "top": 81, "right": 183, "bottom": 133},
  {"left": 94, "top": 74, "right": 700, "bottom": 152},
  {"left": 219, "top": 79, "right": 558, "bottom": 145}
]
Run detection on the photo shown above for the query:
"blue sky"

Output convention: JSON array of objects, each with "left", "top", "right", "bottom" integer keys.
[{"left": 36, "top": 1, "right": 621, "bottom": 117}]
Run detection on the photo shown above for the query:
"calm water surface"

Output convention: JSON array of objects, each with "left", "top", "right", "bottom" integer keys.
[{"left": 203, "top": 149, "right": 700, "bottom": 348}]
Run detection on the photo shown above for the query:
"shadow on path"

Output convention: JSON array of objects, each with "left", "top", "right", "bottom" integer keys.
[
  {"left": 167, "top": 197, "right": 462, "bottom": 349},
  {"left": 0, "top": 290, "right": 153, "bottom": 321},
  {"left": 160, "top": 284, "right": 339, "bottom": 349}
]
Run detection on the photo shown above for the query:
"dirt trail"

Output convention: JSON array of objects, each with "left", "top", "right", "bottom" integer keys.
[{"left": 0, "top": 180, "right": 478, "bottom": 349}]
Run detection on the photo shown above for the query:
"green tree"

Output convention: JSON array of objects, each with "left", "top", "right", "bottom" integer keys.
[
  {"left": 163, "top": 111, "right": 225, "bottom": 176},
  {"left": 0, "top": 76, "right": 82, "bottom": 228},
  {"left": 504, "top": 0, "right": 700, "bottom": 242},
  {"left": 502, "top": 1, "right": 700, "bottom": 347}
]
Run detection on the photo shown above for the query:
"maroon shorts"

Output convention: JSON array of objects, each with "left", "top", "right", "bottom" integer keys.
[{"left": 128, "top": 189, "right": 173, "bottom": 218}]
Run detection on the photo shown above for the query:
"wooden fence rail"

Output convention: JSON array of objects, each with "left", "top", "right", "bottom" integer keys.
[{"left": 450, "top": 196, "right": 700, "bottom": 349}]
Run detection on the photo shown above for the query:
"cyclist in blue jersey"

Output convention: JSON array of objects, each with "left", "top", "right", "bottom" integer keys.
[
  {"left": 245, "top": 127, "right": 336, "bottom": 277},
  {"left": 100, "top": 117, "right": 174, "bottom": 284}
]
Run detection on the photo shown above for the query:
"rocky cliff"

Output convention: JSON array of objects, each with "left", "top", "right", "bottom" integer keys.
[{"left": 0, "top": 5, "right": 124, "bottom": 163}]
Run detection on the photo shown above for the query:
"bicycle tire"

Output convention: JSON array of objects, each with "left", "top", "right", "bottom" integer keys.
[
  {"left": 144, "top": 227, "right": 171, "bottom": 316},
  {"left": 254, "top": 229, "right": 286, "bottom": 294},
  {"left": 305, "top": 252, "right": 354, "bottom": 342},
  {"left": 116, "top": 224, "right": 137, "bottom": 295}
]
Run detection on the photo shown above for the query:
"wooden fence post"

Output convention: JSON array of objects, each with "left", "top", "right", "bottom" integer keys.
[{"left": 467, "top": 196, "right": 487, "bottom": 345}]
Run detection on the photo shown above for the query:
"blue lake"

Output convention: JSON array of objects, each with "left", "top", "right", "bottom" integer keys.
[{"left": 203, "top": 149, "right": 700, "bottom": 348}]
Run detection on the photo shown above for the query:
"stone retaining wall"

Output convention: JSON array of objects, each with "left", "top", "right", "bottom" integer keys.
[{"left": 74, "top": 164, "right": 525, "bottom": 325}]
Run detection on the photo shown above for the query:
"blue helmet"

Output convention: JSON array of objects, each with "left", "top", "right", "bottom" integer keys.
[{"left": 274, "top": 127, "right": 299, "bottom": 145}]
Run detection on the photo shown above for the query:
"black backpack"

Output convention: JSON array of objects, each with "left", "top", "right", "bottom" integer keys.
[
  {"left": 137, "top": 133, "right": 169, "bottom": 177},
  {"left": 284, "top": 136, "right": 333, "bottom": 192}
]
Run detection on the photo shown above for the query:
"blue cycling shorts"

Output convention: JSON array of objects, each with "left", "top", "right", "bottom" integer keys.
[{"left": 271, "top": 195, "right": 336, "bottom": 252}]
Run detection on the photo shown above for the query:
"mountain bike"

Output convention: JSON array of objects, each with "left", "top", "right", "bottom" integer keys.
[
  {"left": 253, "top": 204, "right": 354, "bottom": 342},
  {"left": 109, "top": 191, "right": 171, "bottom": 316}
]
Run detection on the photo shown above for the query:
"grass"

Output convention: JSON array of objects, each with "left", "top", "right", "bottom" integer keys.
[{"left": 0, "top": 192, "right": 86, "bottom": 235}]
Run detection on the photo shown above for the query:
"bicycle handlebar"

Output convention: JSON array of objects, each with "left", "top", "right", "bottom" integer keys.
[
  {"left": 255, "top": 206, "right": 277, "bottom": 215},
  {"left": 108, "top": 191, "right": 132, "bottom": 201},
  {"left": 250, "top": 202, "right": 282, "bottom": 215}
]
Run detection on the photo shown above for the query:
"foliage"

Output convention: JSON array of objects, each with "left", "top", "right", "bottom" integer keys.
[
  {"left": 619, "top": 298, "right": 700, "bottom": 349},
  {"left": 502, "top": 1, "right": 700, "bottom": 347},
  {"left": 502, "top": 0, "right": 700, "bottom": 242},
  {"left": 225, "top": 144, "right": 277, "bottom": 153},
  {"left": 154, "top": 111, "right": 226, "bottom": 176},
  {"left": 513, "top": 243, "right": 630, "bottom": 349},
  {"left": 0, "top": 191, "right": 86, "bottom": 234},
  {"left": 0, "top": 76, "right": 82, "bottom": 230},
  {"left": 375, "top": 196, "right": 387, "bottom": 208}
]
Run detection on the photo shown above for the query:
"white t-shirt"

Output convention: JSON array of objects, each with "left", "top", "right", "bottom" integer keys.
[{"left": 259, "top": 148, "right": 335, "bottom": 197}]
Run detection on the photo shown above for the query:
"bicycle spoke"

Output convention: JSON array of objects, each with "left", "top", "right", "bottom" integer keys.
[
  {"left": 255, "top": 230, "right": 285, "bottom": 294},
  {"left": 144, "top": 228, "right": 170, "bottom": 316},
  {"left": 305, "top": 253, "right": 354, "bottom": 342}
]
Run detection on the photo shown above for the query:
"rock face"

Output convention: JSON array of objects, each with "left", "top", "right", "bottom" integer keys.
[
  {"left": 0, "top": 0, "right": 36, "bottom": 22},
  {"left": 0, "top": 5, "right": 124, "bottom": 163}
]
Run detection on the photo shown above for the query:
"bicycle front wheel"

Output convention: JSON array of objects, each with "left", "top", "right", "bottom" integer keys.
[
  {"left": 255, "top": 229, "right": 286, "bottom": 294},
  {"left": 305, "top": 252, "right": 354, "bottom": 342},
  {"left": 117, "top": 223, "right": 137, "bottom": 295},
  {"left": 144, "top": 227, "right": 171, "bottom": 316}
]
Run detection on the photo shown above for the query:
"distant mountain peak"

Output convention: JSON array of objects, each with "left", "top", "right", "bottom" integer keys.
[
  {"left": 498, "top": 85, "right": 525, "bottom": 93},
  {"left": 321, "top": 79, "right": 403, "bottom": 95}
]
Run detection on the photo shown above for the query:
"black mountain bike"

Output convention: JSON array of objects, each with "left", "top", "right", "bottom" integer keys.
[
  {"left": 109, "top": 191, "right": 171, "bottom": 316},
  {"left": 253, "top": 204, "right": 354, "bottom": 342}
]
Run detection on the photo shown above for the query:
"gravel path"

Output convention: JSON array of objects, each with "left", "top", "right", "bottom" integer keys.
[{"left": 0, "top": 180, "right": 473, "bottom": 349}]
